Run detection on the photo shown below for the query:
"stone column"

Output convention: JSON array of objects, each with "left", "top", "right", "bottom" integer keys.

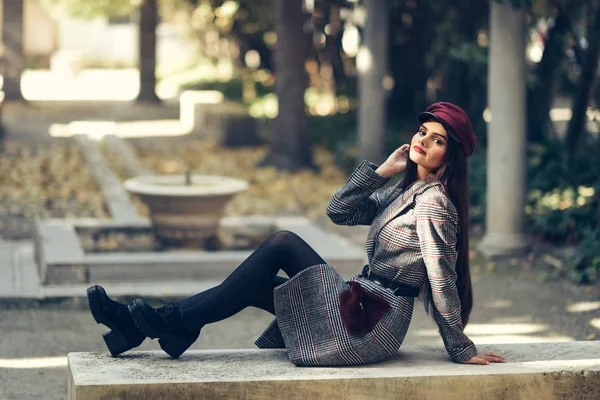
[
  {"left": 358, "top": 0, "right": 389, "bottom": 164},
  {"left": 478, "top": 2, "right": 529, "bottom": 258},
  {"left": 2, "top": 0, "right": 25, "bottom": 100}
]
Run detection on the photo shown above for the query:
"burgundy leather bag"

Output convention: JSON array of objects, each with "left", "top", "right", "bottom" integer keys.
[{"left": 339, "top": 281, "right": 390, "bottom": 335}]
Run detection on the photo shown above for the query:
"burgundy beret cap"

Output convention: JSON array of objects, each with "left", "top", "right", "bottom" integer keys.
[{"left": 417, "top": 102, "right": 478, "bottom": 157}]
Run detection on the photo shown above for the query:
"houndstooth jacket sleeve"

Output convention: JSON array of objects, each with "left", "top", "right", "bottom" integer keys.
[
  {"left": 415, "top": 191, "right": 478, "bottom": 363},
  {"left": 326, "top": 160, "right": 398, "bottom": 226}
]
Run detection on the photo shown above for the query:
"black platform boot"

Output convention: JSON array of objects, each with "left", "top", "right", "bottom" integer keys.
[
  {"left": 128, "top": 299, "right": 200, "bottom": 358},
  {"left": 87, "top": 285, "right": 146, "bottom": 356}
]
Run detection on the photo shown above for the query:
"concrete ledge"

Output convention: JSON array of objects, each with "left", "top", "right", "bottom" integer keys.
[{"left": 68, "top": 342, "right": 600, "bottom": 399}]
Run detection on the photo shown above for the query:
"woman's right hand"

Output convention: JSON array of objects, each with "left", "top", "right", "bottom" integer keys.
[
  {"left": 375, "top": 144, "right": 410, "bottom": 177},
  {"left": 465, "top": 352, "right": 506, "bottom": 365}
]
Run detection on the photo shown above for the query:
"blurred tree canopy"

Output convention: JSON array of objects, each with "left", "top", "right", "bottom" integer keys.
[{"left": 38, "top": 0, "right": 600, "bottom": 166}]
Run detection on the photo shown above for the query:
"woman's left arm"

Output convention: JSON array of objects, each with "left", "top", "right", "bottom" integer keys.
[{"left": 415, "top": 191, "right": 478, "bottom": 364}]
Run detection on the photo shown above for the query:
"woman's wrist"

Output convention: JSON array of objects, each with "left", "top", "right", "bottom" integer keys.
[{"left": 375, "top": 164, "right": 396, "bottom": 178}]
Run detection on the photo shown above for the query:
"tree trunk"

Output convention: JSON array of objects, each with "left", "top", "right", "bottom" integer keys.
[
  {"left": 259, "top": 0, "right": 314, "bottom": 171},
  {"left": 2, "top": 0, "right": 24, "bottom": 100},
  {"left": 528, "top": 6, "right": 571, "bottom": 143},
  {"left": 565, "top": 4, "right": 600, "bottom": 158},
  {"left": 324, "top": 3, "right": 346, "bottom": 89},
  {"left": 136, "top": 0, "right": 160, "bottom": 103},
  {"left": 358, "top": 0, "right": 389, "bottom": 164},
  {"left": 386, "top": 5, "right": 433, "bottom": 122}
]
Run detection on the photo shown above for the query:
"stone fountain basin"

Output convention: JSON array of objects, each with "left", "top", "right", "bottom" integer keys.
[{"left": 124, "top": 175, "right": 248, "bottom": 242}]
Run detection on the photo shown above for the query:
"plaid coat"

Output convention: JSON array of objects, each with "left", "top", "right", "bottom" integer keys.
[{"left": 255, "top": 160, "right": 478, "bottom": 366}]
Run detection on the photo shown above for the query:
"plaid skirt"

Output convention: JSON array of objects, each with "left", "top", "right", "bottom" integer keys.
[{"left": 254, "top": 264, "right": 415, "bottom": 367}]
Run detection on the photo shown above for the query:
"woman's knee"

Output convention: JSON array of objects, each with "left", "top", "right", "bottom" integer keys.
[{"left": 266, "top": 230, "right": 304, "bottom": 248}]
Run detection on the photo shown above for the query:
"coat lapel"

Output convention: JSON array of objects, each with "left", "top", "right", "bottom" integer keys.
[{"left": 368, "top": 179, "right": 441, "bottom": 246}]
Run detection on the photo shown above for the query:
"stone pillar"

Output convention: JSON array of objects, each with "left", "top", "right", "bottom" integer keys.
[
  {"left": 2, "top": 0, "right": 25, "bottom": 100},
  {"left": 478, "top": 2, "right": 529, "bottom": 258},
  {"left": 358, "top": 0, "right": 389, "bottom": 164}
]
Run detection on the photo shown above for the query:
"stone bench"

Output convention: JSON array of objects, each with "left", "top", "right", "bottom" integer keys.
[{"left": 68, "top": 342, "right": 600, "bottom": 399}]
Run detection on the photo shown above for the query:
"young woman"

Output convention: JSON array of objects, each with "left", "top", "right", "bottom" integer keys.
[{"left": 87, "top": 102, "right": 506, "bottom": 366}]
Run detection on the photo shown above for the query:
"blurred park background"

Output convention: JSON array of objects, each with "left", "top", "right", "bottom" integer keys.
[{"left": 0, "top": 0, "right": 599, "bottom": 398}]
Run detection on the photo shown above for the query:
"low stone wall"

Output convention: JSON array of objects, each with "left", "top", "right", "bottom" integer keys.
[
  {"left": 180, "top": 89, "right": 262, "bottom": 147},
  {"left": 68, "top": 342, "right": 600, "bottom": 400}
]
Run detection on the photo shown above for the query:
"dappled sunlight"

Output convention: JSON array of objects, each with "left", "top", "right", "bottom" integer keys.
[
  {"left": 342, "top": 24, "right": 360, "bottom": 57},
  {"left": 20, "top": 69, "right": 186, "bottom": 101},
  {"left": 49, "top": 119, "right": 190, "bottom": 139},
  {"left": 21, "top": 69, "right": 140, "bottom": 101},
  {"left": 356, "top": 47, "right": 372, "bottom": 74},
  {"left": 248, "top": 93, "right": 278, "bottom": 119},
  {"left": 0, "top": 356, "right": 67, "bottom": 369},
  {"left": 549, "top": 107, "right": 572, "bottom": 122},
  {"left": 414, "top": 323, "right": 574, "bottom": 344},
  {"left": 527, "top": 186, "right": 596, "bottom": 214},
  {"left": 549, "top": 106, "right": 600, "bottom": 123},
  {"left": 18, "top": 65, "right": 347, "bottom": 118},
  {"left": 566, "top": 301, "right": 600, "bottom": 313},
  {"left": 591, "top": 318, "right": 600, "bottom": 330}
]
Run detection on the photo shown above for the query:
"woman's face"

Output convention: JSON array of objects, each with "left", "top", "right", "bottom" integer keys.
[{"left": 409, "top": 120, "right": 449, "bottom": 175}]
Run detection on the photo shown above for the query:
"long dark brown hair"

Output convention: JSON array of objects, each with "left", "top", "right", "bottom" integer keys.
[{"left": 399, "top": 128, "right": 473, "bottom": 327}]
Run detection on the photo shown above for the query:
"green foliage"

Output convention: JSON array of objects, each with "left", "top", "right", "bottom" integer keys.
[
  {"left": 529, "top": 139, "right": 597, "bottom": 241},
  {"left": 466, "top": 134, "right": 600, "bottom": 283},
  {"left": 525, "top": 137, "right": 600, "bottom": 283},
  {"left": 570, "top": 228, "right": 600, "bottom": 283},
  {"left": 42, "top": 0, "right": 132, "bottom": 19},
  {"left": 183, "top": 79, "right": 245, "bottom": 102},
  {"left": 309, "top": 112, "right": 359, "bottom": 174},
  {"left": 447, "top": 43, "right": 488, "bottom": 73},
  {"left": 525, "top": 138, "right": 600, "bottom": 239}
]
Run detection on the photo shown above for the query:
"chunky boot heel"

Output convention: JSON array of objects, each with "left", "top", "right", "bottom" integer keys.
[
  {"left": 103, "top": 330, "right": 133, "bottom": 357},
  {"left": 158, "top": 338, "right": 189, "bottom": 359},
  {"left": 87, "top": 285, "right": 146, "bottom": 356}
]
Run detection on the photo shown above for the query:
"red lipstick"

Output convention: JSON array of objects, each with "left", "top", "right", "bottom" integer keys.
[{"left": 413, "top": 145, "right": 426, "bottom": 155}]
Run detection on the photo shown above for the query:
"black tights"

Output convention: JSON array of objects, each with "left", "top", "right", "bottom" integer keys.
[{"left": 178, "top": 230, "right": 326, "bottom": 331}]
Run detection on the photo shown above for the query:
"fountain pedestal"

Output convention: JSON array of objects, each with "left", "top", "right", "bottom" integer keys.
[{"left": 124, "top": 174, "right": 248, "bottom": 245}]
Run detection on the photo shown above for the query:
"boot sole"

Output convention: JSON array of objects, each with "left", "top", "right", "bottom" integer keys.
[
  {"left": 128, "top": 300, "right": 191, "bottom": 359},
  {"left": 87, "top": 285, "right": 141, "bottom": 357}
]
